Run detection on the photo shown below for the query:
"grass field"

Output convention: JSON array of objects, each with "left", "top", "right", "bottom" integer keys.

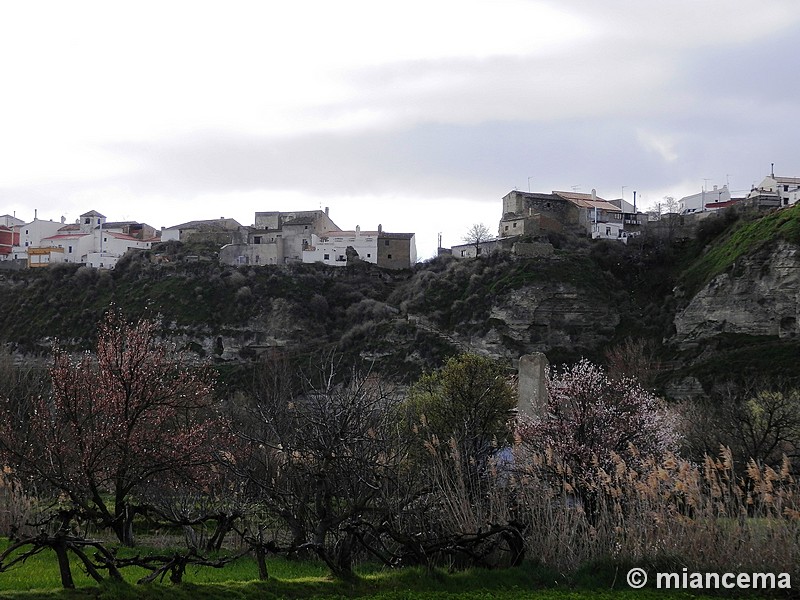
[{"left": 0, "top": 539, "right": 745, "bottom": 600}]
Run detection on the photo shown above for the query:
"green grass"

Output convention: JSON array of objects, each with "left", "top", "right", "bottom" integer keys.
[
  {"left": 0, "top": 538, "right": 734, "bottom": 600},
  {"left": 680, "top": 204, "right": 800, "bottom": 294}
]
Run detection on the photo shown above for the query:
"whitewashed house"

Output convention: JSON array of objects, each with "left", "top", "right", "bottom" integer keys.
[
  {"left": 303, "top": 227, "right": 380, "bottom": 265},
  {"left": 749, "top": 174, "right": 800, "bottom": 208},
  {"left": 35, "top": 210, "right": 152, "bottom": 269},
  {"left": 10, "top": 216, "right": 64, "bottom": 262},
  {"left": 678, "top": 185, "right": 731, "bottom": 215}
]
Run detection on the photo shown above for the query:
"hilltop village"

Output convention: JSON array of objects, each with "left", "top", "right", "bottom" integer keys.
[{"left": 1, "top": 170, "right": 798, "bottom": 270}]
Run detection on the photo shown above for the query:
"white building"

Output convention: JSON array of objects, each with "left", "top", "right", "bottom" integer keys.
[
  {"left": 10, "top": 217, "right": 64, "bottom": 261},
  {"left": 34, "top": 210, "right": 151, "bottom": 269},
  {"left": 303, "top": 227, "right": 380, "bottom": 265},
  {"left": 678, "top": 185, "right": 731, "bottom": 215},
  {"left": 303, "top": 225, "right": 417, "bottom": 269},
  {"left": 749, "top": 175, "right": 800, "bottom": 207}
]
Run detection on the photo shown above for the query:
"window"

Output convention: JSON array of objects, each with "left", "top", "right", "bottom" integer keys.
[
  {"left": 513, "top": 222, "right": 517, "bottom": 228},
  {"left": 253, "top": 236, "right": 262, "bottom": 244},
  {"left": 85, "top": 218, "right": 91, "bottom": 224},
  {"left": 504, "top": 225, "right": 509, "bottom": 231},
  {"left": 385, "top": 240, "right": 390, "bottom": 246},
  {"left": 785, "top": 185, "right": 789, "bottom": 192},
  {"left": 324, "top": 253, "right": 330, "bottom": 260},
  {"left": 25, "top": 229, "right": 28, "bottom": 235},
  {"left": 68, "top": 246, "right": 72, "bottom": 253},
  {"left": 366, "top": 253, "right": 371, "bottom": 258},
  {"left": 387, "top": 253, "right": 392, "bottom": 259}
]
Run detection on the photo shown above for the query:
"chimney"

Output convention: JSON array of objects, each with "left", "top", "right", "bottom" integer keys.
[
  {"left": 378, "top": 224, "right": 382, "bottom": 233},
  {"left": 324, "top": 206, "right": 329, "bottom": 216},
  {"left": 591, "top": 189, "right": 597, "bottom": 202},
  {"left": 356, "top": 224, "right": 360, "bottom": 233},
  {"left": 34, "top": 209, "right": 38, "bottom": 220}
]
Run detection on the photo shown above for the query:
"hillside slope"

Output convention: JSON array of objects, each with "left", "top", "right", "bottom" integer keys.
[{"left": 1, "top": 208, "right": 798, "bottom": 395}]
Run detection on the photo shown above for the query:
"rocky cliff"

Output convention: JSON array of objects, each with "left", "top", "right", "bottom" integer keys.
[{"left": 674, "top": 240, "right": 800, "bottom": 344}]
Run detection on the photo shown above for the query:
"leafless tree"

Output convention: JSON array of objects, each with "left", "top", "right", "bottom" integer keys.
[
  {"left": 462, "top": 223, "right": 492, "bottom": 257},
  {"left": 226, "top": 351, "right": 409, "bottom": 580}
]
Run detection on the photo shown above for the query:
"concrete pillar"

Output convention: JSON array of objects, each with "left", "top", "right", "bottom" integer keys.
[{"left": 518, "top": 353, "right": 549, "bottom": 419}]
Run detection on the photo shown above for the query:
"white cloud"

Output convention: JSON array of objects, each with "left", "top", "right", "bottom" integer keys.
[{"left": 636, "top": 129, "right": 680, "bottom": 163}]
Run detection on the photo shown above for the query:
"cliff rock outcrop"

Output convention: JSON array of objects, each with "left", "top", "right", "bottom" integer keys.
[{"left": 674, "top": 241, "right": 800, "bottom": 344}]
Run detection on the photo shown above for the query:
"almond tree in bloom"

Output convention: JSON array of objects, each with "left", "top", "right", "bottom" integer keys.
[
  {"left": 518, "top": 359, "right": 678, "bottom": 495},
  {"left": 0, "top": 311, "right": 225, "bottom": 546}
]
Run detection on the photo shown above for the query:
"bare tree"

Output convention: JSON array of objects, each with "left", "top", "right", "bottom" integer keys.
[
  {"left": 659, "top": 196, "right": 679, "bottom": 215},
  {"left": 227, "top": 352, "right": 409, "bottom": 580},
  {"left": 462, "top": 223, "right": 492, "bottom": 257}
]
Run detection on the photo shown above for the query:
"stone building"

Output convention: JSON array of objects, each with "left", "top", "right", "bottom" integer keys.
[{"left": 219, "top": 209, "right": 340, "bottom": 266}]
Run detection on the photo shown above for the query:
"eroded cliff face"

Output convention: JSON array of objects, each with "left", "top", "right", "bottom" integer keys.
[
  {"left": 466, "top": 282, "right": 620, "bottom": 359},
  {"left": 674, "top": 241, "right": 800, "bottom": 344}
]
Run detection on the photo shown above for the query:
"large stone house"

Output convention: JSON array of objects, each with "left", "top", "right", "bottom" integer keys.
[
  {"left": 499, "top": 188, "right": 640, "bottom": 242},
  {"left": 161, "top": 217, "right": 244, "bottom": 245},
  {"left": 219, "top": 209, "right": 340, "bottom": 266}
]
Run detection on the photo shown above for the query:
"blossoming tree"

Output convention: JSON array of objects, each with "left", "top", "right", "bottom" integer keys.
[{"left": 0, "top": 311, "right": 225, "bottom": 546}]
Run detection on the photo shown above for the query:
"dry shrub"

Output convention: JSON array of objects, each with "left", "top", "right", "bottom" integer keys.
[
  {"left": 512, "top": 443, "right": 800, "bottom": 576},
  {"left": 0, "top": 468, "right": 36, "bottom": 538}
]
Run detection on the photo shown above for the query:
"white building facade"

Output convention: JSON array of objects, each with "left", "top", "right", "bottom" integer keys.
[
  {"left": 35, "top": 211, "right": 151, "bottom": 269},
  {"left": 679, "top": 185, "right": 731, "bottom": 215},
  {"left": 303, "top": 227, "right": 380, "bottom": 265},
  {"left": 749, "top": 175, "right": 800, "bottom": 207}
]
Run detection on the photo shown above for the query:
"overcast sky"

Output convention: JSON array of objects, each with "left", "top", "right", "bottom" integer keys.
[{"left": 2, "top": 1, "right": 798, "bottom": 260}]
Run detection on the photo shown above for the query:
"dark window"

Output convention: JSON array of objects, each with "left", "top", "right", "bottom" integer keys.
[
  {"left": 504, "top": 225, "right": 509, "bottom": 230},
  {"left": 253, "top": 236, "right": 262, "bottom": 244},
  {"left": 85, "top": 218, "right": 90, "bottom": 224},
  {"left": 785, "top": 185, "right": 789, "bottom": 192},
  {"left": 324, "top": 253, "right": 330, "bottom": 260},
  {"left": 513, "top": 222, "right": 517, "bottom": 228},
  {"left": 385, "top": 240, "right": 390, "bottom": 246},
  {"left": 387, "top": 254, "right": 392, "bottom": 259}
]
